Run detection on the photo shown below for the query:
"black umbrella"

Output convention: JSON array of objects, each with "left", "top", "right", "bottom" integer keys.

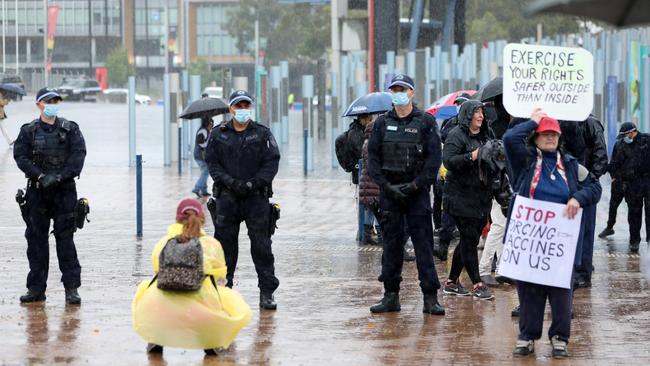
[
  {"left": 528, "top": 0, "right": 650, "bottom": 27},
  {"left": 0, "top": 83, "right": 26, "bottom": 97},
  {"left": 179, "top": 97, "right": 229, "bottom": 119},
  {"left": 475, "top": 77, "right": 503, "bottom": 102}
]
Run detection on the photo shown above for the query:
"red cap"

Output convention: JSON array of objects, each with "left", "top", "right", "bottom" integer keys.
[
  {"left": 536, "top": 117, "right": 561, "bottom": 134},
  {"left": 176, "top": 198, "right": 204, "bottom": 221}
]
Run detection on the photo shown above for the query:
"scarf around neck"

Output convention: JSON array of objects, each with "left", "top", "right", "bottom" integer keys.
[{"left": 529, "top": 149, "right": 567, "bottom": 198}]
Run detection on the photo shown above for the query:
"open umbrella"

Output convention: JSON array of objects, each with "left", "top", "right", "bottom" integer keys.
[
  {"left": 475, "top": 77, "right": 503, "bottom": 102},
  {"left": 342, "top": 92, "right": 393, "bottom": 117},
  {"left": 0, "top": 83, "right": 26, "bottom": 97},
  {"left": 528, "top": 0, "right": 650, "bottom": 27},
  {"left": 179, "top": 97, "right": 229, "bottom": 119},
  {"left": 426, "top": 90, "right": 476, "bottom": 117}
]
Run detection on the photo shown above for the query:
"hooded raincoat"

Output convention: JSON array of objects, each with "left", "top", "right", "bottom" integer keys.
[{"left": 132, "top": 224, "right": 252, "bottom": 349}]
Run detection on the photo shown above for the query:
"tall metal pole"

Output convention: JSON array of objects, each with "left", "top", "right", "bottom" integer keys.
[
  {"left": 254, "top": 17, "right": 259, "bottom": 70},
  {"left": 128, "top": 76, "right": 136, "bottom": 167},
  {"left": 163, "top": 5, "right": 169, "bottom": 74},
  {"left": 144, "top": 0, "right": 150, "bottom": 90},
  {"left": 14, "top": 0, "right": 18, "bottom": 73},
  {"left": 43, "top": 0, "right": 48, "bottom": 85},
  {"left": 367, "top": 0, "right": 374, "bottom": 91},
  {"left": 88, "top": 0, "right": 92, "bottom": 76},
  {"left": 2, "top": 0, "right": 6, "bottom": 73}
]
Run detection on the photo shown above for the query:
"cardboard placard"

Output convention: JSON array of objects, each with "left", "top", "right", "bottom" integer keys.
[
  {"left": 498, "top": 195, "right": 583, "bottom": 289},
  {"left": 503, "top": 43, "right": 594, "bottom": 121}
]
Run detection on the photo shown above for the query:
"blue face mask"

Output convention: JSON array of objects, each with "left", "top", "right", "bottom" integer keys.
[
  {"left": 624, "top": 136, "right": 633, "bottom": 144},
  {"left": 391, "top": 92, "right": 410, "bottom": 106},
  {"left": 234, "top": 109, "right": 252, "bottom": 123},
  {"left": 43, "top": 104, "right": 59, "bottom": 118}
]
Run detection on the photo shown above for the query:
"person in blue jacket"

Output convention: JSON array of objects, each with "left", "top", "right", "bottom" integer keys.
[{"left": 503, "top": 108, "right": 601, "bottom": 359}]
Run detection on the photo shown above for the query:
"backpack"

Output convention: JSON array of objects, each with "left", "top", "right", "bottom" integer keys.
[
  {"left": 157, "top": 237, "right": 204, "bottom": 291},
  {"left": 335, "top": 122, "right": 365, "bottom": 173},
  {"left": 440, "top": 115, "right": 459, "bottom": 143}
]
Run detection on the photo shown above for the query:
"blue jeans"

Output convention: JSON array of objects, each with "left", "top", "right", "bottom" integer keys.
[{"left": 193, "top": 159, "right": 210, "bottom": 195}]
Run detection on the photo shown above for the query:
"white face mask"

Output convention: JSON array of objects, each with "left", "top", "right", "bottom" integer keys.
[{"left": 234, "top": 109, "right": 252, "bottom": 123}]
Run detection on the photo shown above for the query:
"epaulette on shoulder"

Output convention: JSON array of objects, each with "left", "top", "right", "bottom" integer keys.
[
  {"left": 57, "top": 118, "right": 79, "bottom": 131},
  {"left": 218, "top": 121, "right": 228, "bottom": 131},
  {"left": 255, "top": 121, "right": 270, "bottom": 130}
]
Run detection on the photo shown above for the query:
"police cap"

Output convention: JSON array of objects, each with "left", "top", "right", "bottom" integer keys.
[
  {"left": 36, "top": 87, "right": 62, "bottom": 103},
  {"left": 388, "top": 74, "right": 415, "bottom": 90},
  {"left": 228, "top": 90, "right": 254, "bottom": 106},
  {"left": 618, "top": 122, "right": 637, "bottom": 136}
]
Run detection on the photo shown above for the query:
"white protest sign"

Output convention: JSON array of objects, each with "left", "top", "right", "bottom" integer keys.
[
  {"left": 503, "top": 43, "right": 594, "bottom": 121},
  {"left": 497, "top": 195, "right": 583, "bottom": 289}
]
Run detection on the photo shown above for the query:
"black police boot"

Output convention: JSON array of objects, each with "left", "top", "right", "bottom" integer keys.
[
  {"left": 422, "top": 293, "right": 445, "bottom": 315},
  {"left": 369, "top": 292, "right": 400, "bottom": 313},
  {"left": 434, "top": 241, "right": 449, "bottom": 261},
  {"left": 19, "top": 289, "right": 46, "bottom": 303},
  {"left": 260, "top": 292, "right": 277, "bottom": 310},
  {"left": 362, "top": 225, "right": 379, "bottom": 245},
  {"left": 511, "top": 305, "right": 520, "bottom": 317},
  {"left": 598, "top": 227, "right": 615, "bottom": 238},
  {"left": 630, "top": 239, "right": 641, "bottom": 253},
  {"left": 375, "top": 225, "right": 383, "bottom": 245},
  {"left": 65, "top": 288, "right": 81, "bottom": 305}
]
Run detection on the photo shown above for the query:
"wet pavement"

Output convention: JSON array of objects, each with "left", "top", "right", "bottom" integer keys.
[{"left": 0, "top": 100, "right": 649, "bottom": 365}]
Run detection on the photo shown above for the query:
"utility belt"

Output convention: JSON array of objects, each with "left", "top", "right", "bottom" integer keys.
[
  {"left": 27, "top": 177, "right": 76, "bottom": 190},
  {"left": 212, "top": 184, "right": 272, "bottom": 199},
  {"left": 15, "top": 188, "right": 90, "bottom": 233},
  {"left": 382, "top": 171, "right": 418, "bottom": 185},
  {"left": 206, "top": 196, "right": 280, "bottom": 237}
]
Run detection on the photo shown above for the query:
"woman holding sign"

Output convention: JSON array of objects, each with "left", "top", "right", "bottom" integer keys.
[{"left": 503, "top": 109, "right": 601, "bottom": 358}]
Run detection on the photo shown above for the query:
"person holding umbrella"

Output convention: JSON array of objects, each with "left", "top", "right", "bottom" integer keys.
[{"left": 192, "top": 115, "right": 214, "bottom": 198}]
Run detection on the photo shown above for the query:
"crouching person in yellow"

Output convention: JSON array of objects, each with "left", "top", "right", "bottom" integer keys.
[{"left": 132, "top": 198, "right": 252, "bottom": 355}]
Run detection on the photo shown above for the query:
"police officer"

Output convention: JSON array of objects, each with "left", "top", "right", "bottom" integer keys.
[
  {"left": 13, "top": 88, "right": 86, "bottom": 304},
  {"left": 608, "top": 122, "right": 650, "bottom": 252},
  {"left": 599, "top": 136, "right": 625, "bottom": 238},
  {"left": 205, "top": 90, "right": 281, "bottom": 310},
  {"left": 367, "top": 74, "right": 444, "bottom": 315}
]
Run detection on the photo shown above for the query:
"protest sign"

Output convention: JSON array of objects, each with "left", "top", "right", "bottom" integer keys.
[
  {"left": 503, "top": 43, "right": 594, "bottom": 121},
  {"left": 497, "top": 195, "right": 583, "bottom": 289}
]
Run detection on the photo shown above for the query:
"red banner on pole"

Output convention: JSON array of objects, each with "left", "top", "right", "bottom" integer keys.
[{"left": 46, "top": 6, "right": 60, "bottom": 72}]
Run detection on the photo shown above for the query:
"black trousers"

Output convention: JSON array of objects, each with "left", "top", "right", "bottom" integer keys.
[
  {"left": 213, "top": 194, "right": 279, "bottom": 294},
  {"left": 24, "top": 183, "right": 81, "bottom": 292},
  {"left": 448, "top": 215, "right": 485, "bottom": 284},
  {"left": 432, "top": 179, "right": 443, "bottom": 229},
  {"left": 606, "top": 178, "right": 625, "bottom": 228},
  {"left": 517, "top": 281, "right": 572, "bottom": 343},
  {"left": 624, "top": 182, "right": 650, "bottom": 243},
  {"left": 378, "top": 192, "right": 441, "bottom": 295}
]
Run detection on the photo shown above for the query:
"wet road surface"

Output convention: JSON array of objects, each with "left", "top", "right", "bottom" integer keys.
[{"left": 0, "top": 101, "right": 648, "bottom": 365}]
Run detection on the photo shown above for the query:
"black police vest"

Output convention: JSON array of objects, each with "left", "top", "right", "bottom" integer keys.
[
  {"left": 30, "top": 119, "right": 72, "bottom": 174},
  {"left": 381, "top": 115, "right": 424, "bottom": 176}
]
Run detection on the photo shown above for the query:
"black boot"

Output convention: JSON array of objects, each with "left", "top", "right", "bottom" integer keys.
[
  {"left": 598, "top": 227, "right": 614, "bottom": 238},
  {"left": 375, "top": 225, "right": 383, "bottom": 245},
  {"left": 362, "top": 225, "right": 379, "bottom": 245},
  {"left": 369, "top": 292, "right": 400, "bottom": 313},
  {"left": 630, "top": 239, "right": 641, "bottom": 253},
  {"left": 434, "top": 241, "right": 449, "bottom": 261},
  {"left": 19, "top": 289, "right": 46, "bottom": 303},
  {"left": 260, "top": 292, "right": 277, "bottom": 310},
  {"left": 65, "top": 288, "right": 81, "bottom": 305},
  {"left": 146, "top": 343, "right": 163, "bottom": 353},
  {"left": 422, "top": 293, "right": 445, "bottom": 315},
  {"left": 403, "top": 247, "right": 416, "bottom": 262}
]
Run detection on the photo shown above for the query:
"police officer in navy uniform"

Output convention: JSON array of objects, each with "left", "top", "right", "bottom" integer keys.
[
  {"left": 13, "top": 88, "right": 86, "bottom": 304},
  {"left": 367, "top": 74, "right": 445, "bottom": 315},
  {"left": 205, "top": 90, "right": 281, "bottom": 310}
]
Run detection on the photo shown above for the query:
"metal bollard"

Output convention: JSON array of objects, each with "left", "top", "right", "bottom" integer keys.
[
  {"left": 303, "top": 128, "right": 308, "bottom": 177},
  {"left": 136, "top": 154, "right": 143, "bottom": 239},
  {"left": 177, "top": 124, "right": 182, "bottom": 175},
  {"left": 357, "top": 158, "right": 365, "bottom": 242}
]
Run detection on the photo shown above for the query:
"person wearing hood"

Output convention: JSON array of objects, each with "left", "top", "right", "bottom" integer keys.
[
  {"left": 192, "top": 116, "right": 214, "bottom": 198},
  {"left": 606, "top": 122, "right": 650, "bottom": 252},
  {"left": 441, "top": 99, "right": 495, "bottom": 300},
  {"left": 132, "top": 198, "right": 252, "bottom": 355},
  {"left": 503, "top": 110, "right": 601, "bottom": 358},
  {"left": 204, "top": 90, "right": 281, "bottom": 310},
  {"left": 367, "top": 74, "right": 444, "bottom": 315}
]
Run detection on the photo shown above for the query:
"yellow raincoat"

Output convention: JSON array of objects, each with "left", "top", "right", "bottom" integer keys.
[{"left": 132, "top": 224, "right": 252, "bottom": 349}]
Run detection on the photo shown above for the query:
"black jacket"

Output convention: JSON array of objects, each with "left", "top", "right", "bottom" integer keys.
[
  {"left": 346, "top": 120, "right": 365, "bottom": 184},
  {"left": 13, "top": 117, "right": 86, "bottom": 181},
  {"left": 608, "top": 132, "right": 650, "bottom": 184},
  {"left": 205, "top": 120, "right": 280, "bottom": 192},
  {"left": 560, "top": 115, "right": 608, "bottom": 178},
  {"left": 368, "top": 106, "right": 441, "bottom": 189},
  {"left": 442, "top": 100, "right": 495, "bottom": 218}
]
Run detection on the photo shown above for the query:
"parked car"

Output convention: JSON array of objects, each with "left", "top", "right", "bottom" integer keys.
[
  {"left": 203, "top": 86, "right": 224, "bottom": 99},
  {"left": 103, "top": 88, "right": 152, "bottom": 105},
  {"left": 0, "top": 73, "right": 25, "bottom": 101},
  {"left": 57, "top": 78, "right": 102, "bottom": 101}
]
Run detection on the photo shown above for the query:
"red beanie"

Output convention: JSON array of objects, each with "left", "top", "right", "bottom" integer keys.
[{"left": 176, "top": 198, "right": 204, "bottom": 221}]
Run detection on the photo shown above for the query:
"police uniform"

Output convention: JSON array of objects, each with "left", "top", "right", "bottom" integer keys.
[
  {"left": 13, "top": 88, "right": 86, "bottom": 304},
  {"left": 205, "top": 90, "right": 280, "bottom": 309},
  {"left": 607, "top": 122, "right": 650, "bottom": 251},
  {"left": 367, "top": 74, "right": 444, "bottom": 315}
]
